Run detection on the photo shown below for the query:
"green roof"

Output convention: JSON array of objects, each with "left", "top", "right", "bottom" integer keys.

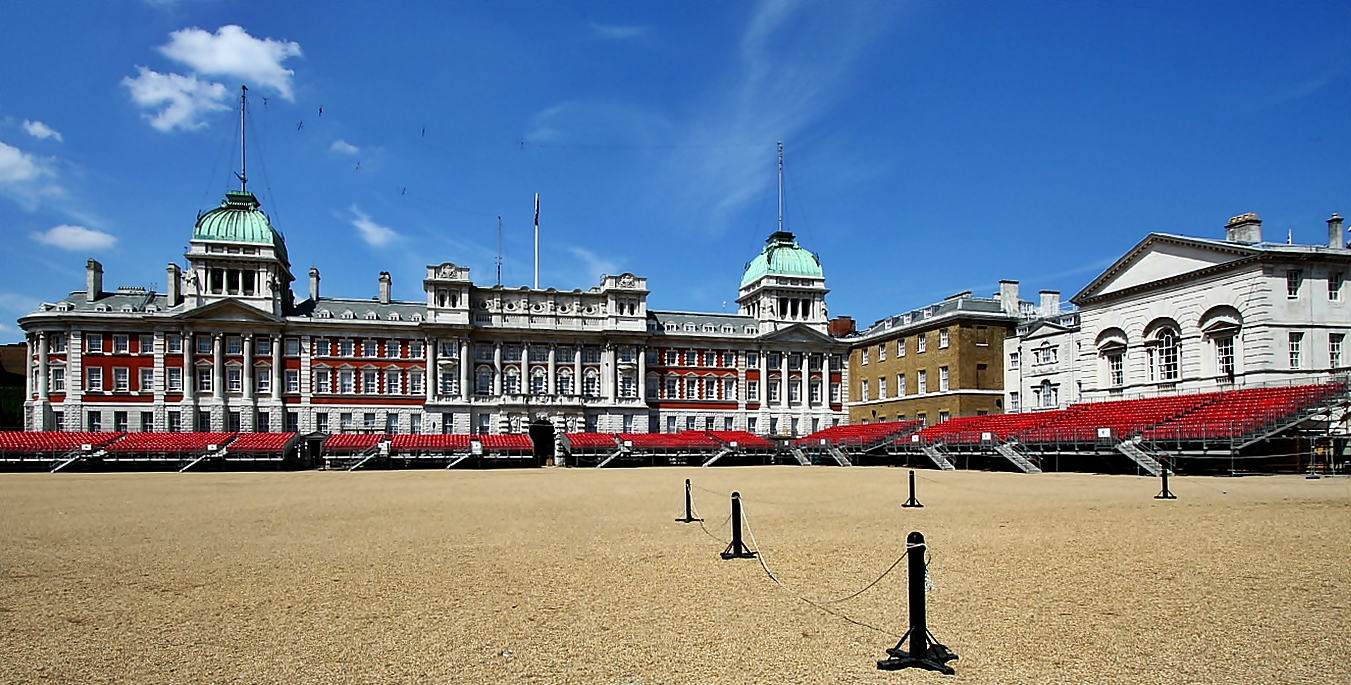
[
  {"left": 193, "top": 191, "right": 289, "bottom": 262},
  {"left": 740, "top": 231, "right": 823, "bottom": 288}
]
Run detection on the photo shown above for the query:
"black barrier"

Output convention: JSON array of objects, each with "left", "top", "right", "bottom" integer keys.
[
  {"left": 1155, "top": 458, "right": 1177, "bottom": 500},
  {"left": 877, "top": 531, "right": 958, "bottom": 675},
  {"left": 676, "top": 478, "right": 703, "bottom": 523},
  {"left": 902, "top": 469, "right": 923, "bottom": 508},
  {"left": 720, "top": 492, "right": 757, "bottom": 559}
]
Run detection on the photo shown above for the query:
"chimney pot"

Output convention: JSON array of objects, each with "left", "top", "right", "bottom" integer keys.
[
  {"left": 1039, "top": 290, "right": 1061, "bottom": 318},
  {"left": 166, "top": 263, "right": 181, "bottom": 307},
  {"left": 1329, "top": 213, "right": 1344, "bottom": 249},
  {"left": 378, "top": 271, "right": 392, "bottom": 304},
  {"left": 86, "top": 259, "right": 103, "bottom": 302},
  {"left": 309, "top": 266, "right": 321, "bottom": 302},
  {"left": 1225, "top": 212, "right": 1263, "bottom": 244},
  {"left": 999, "top": 280, "right": 1020, "bottom": 315}
]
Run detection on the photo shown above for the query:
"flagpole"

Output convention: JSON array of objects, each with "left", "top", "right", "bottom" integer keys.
[{"left": 534, "top": 193, "right": 540, "bottom": 289}]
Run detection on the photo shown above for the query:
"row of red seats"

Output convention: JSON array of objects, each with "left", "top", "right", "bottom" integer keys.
[
  {"left": 0, "top": 432, "right": 125, "bottom": 454},
  {"left": 795, "top": 420, "right": 923, "bottom": 447},
  {"left": 228, "top": 432, "right": 299, "bottom": 453},
  {"left": 703, "top": 431, "right": 776, "bottom": 449},
  {"left": 619, "top": 432, "right": 722, "bottom": 450},
  {"left": 913, "top": 412, "right": 1064, "bottom": 444},
  {"left": 391, "top": 434, "right": 473, "bottom": 451},
  {"left": 565, "top": 433, "right": 622, "bottom": 450},
  {"left": 106, "top": 432, "right": 237, "bottom": 454},
  {"left": 1141, "top": 383, "right": 1340, "bottom": 441}
]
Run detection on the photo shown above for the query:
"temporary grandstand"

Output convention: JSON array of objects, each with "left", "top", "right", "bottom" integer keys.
[
  {"left": 562, "top": 430, "right": 780, "bottom": 467},
  {"left": 0, "top": 431, "right": 300, "bottom": 471},
  {"left": 792, "top": 420, "right": 925, "bottom": 467},
  {"left": 894, "top": 379, "right": 1350, "bottom": 474},
  {"left": 321, "top": 432, "right": 538, "bottom": 470}
]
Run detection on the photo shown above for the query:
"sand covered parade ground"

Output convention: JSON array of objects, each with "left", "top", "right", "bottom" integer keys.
[{"left": 2, "top": 466, "right": 1349, "bottom": 684}]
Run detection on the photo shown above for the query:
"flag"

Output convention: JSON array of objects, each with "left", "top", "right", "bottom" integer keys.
[{"left": 534, "top": 193, "right": 539, "bottom": 228}]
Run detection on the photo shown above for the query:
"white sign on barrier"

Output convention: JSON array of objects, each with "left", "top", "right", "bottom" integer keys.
[
  {"left": 1096, "top": 427, "right": 1112, "bottom": 439},
  {"left": 81, "top": 443, "right": 92, "bottom": 451},
  {"left": 910, "top": 435, "right": 920, "bottom": 443},
  {"left": 820, "top": 439, "right": 828, "bottom": 446},
  {"left": 207, "top": 444, "right": 218, "bottom": 451},
  {"left": 470, "top": 441, "right": 483, "bottom": 455},
  {"left": 730, "top": 441, "right": 738, "bottom": 448},
  {"left": 981, "top": 432, "right": 993, "bottom": 441},
  {"left": 624, "top": 440, "right": 633, "bottom": 448}
]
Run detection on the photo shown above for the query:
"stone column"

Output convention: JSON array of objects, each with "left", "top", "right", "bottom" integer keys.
[
  {"left": 426, "top": 336, "right": 437, "bottom": 401},
  {"left": 493, "top": 342, "right": 503, "bottom": 396},
  {"left": 183, "top": 328, "right": 195, "bottom": 404},
  {"left": 779, "top": 353, "right": 788, "bottom": 408},
  {"left": 37, "top": 332, "right": 48, "bottom": 401},
  {"left": 243, "top": 334, "right": 254, "bottom": 400},
  {"left": 547, "top": 345, "right": 557, "bottom": 395},
  {"left": 459, "top": 339, "right": 470, "bottom": 399},
  {"left": 522, "top": 341, "right": 531, "bottom": 395},
  {"left": 603, "top": 344, "right": 615, "bottom": 401},
  {"left": 271, "top": 334, "right": 282, "bottom": 400},
  {"left": 573, "top": 345, "right": 582, "bottom": 396},
  {"left": 757, "top": 348, "right": 766, "bottom": 405},
  {"left": 637, "top": 345, "right": 646, "bottom": 403},
  {"left": 213, "top": 333, "right": 224, "bottom": 400}
]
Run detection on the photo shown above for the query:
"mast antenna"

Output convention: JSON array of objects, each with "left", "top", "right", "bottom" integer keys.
[
  {"left": 777, "top": 141, "right": 784, "bottom": 233},
  {"left": 235, "top": 85, "right": 249, "bottom": 192},
  {"left": 496, "top": 216, "right": 503, "bottom": 287}
]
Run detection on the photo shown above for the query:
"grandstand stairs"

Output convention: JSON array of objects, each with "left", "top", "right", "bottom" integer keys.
[
  {"left": 826, "top": 446, "right": 852, "bottom": 467},
  {"left": 445, "top": 452, "right": 473, "bottom": 469},
  {"left": 1114, "top": 439, "right": 1163, "bottom": 476},
  {"left": 51, "top": 448, "right": 100, "bottom": 473},
  {"left": 346, "top": 442, "right": 388, "bottom": 471},
  {"left": 920, "top": 444, "right": 956, "bottom": 471},
  {"left": 179, "top": 444, "right": 230, "bottom": 473},
  {"left": 701, "top": 447, "right": 735, "bottom": 467},
  {"left": 789, "top": 447, "right": 811, "bottom": 466},
  {"left": 596, "top": 447, "right": 629, "bottom": 468},
  {"left": 994, "top": 442, "right": 1041, "bottom": 473}
]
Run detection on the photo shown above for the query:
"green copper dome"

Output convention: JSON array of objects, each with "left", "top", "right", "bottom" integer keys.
[
  {"left": 740, "top": 231, "right": 823, "bottom": 288},
  {"left": 193, "top": 191, "right": 289, "bottom": 262}
]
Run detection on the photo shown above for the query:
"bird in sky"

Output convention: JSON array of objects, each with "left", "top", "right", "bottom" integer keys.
[
  {"left": 318, "top": 106, "right": 323, "bottom": 117},
  {"left": 296, "top": 121, "right": 304, "bottom": 130},
  {"left": 421, "top": 127, "right": 426, "bottom": 137},
  {"left": 355, "top": 162, "right": 361, "bottom": 170},
  {"left": 400, "top": 188, "right": 407, "bottom": 195},
  {"left": 261, "top": 96, "right": 268, "bottom": 106}
]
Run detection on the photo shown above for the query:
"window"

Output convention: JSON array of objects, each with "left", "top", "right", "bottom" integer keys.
[
  {"left": 256, "top": 412, "right": 269, "bottom": 432},
  {"left": 666, "top": 416, "right": 677, "bottom": 433},
  {"left": 475, "top": 367, "right": 493, "bottom": 394},
  {"left": 768, "top": 380, "right": 780, "bottom": 402},
  {"left": 583, "top": 348, "right": 602, "bottom": 364},
  {"left": 51, "top": 368, "right": 65, "bottom": 392},
  {"left": 1332, "top": 273, "right": 1345, "bottom": 302},
  {"left": 725, "top": 416, "right": 734, "bottom": 431},
  {"left": 226, "top": 336, "right": 243, "bottom": 355},
  {"left": 504, "top": 369, "right": 520, "bottom": 394},
  {"left": 138, "top": 335, "right": 153, "bottom": 354},
  {"left": 686, "top": 377, "right": 698, "bottom": 399},
  {"left": 197, "top": 368, "right": 212, "bottom": 392},
  {"left": 939, "top": 366, "right": 950, "bottom": 392},
  {"left": 1287, "top": 270, "right": 1303, "bottom": 298},
  {"left": 256, "top": 369, "right": 271, "bottom": 393},
  {"left": 87, "top": 334, "right": 104, "bottom": 353},
  {"left": 558, "top": 371, "right": 573, "bottom": 396},
  {"left": 341, "top": 413, "right": 354, "bottom": 430},
  {"left": 50, "top": 334, "right": 67, "bottom": 353},
  {"left": 1289, "top": 332, "right": 1304, "bottom": 368},
  {"left": 861, "top": 348, "right": 869, "bottom": 365},
  {"left": 724, "top": 378, "right": 737, "bottom": 400},
  {"left": 166, "top": 367, "right": 183, "bottom": 391},
  {"left": 789, "top": 379, "right": 801, "bottom": 402},
  {"left": 1332, "top": 333, "right": 1345, "bottom": 368},
  {"left": 363, "top": 413, "right": 376, "bottom": 428},
  {"left": 87, "top": 411, "right": 102, "bottom": 432},
  {"left": 315, "top": 413, "right": 329, "bottom": 433},
  {"left": 197, "top": 335, "right": 213, "bottom": 354},
  {"left": 830, "top": 382, "right": 841, "bottom": 403},
  {"left": 747, "top": 417, "right": 758, "bottom": 433},
  {"left": 583, "top": 370, "right": 600, "bottom": 397},
  {"left": 113, "top": 411, "right": 128, "bottom": 432},
  {"left": 878, "top": 377, "right": 887, "bottom": 399},
  {"left": 387, "top": 414, "right": 399, "bottom": 434},
  {"left": 534, "top": 372, "right": 548, "bottom": 395},
  {"left": 1215, "top": 337, "right": 1235, "bottom": 378},
  {"left": 410, "top": 371, "right": 425, "bottom": 395},
  {"left": 917, "top": 334, "right": 927, "bottom": 353},
  {"left": 897, "top": 338, "right": 906, "bottom": 357},
  {"left": 1009, "top": 392, "right": 1020, "bottom": 412},
  {"left": 196, "top": 411, "right": 211, "bottom": 431},
  {"left": 917, "top": 370, "right": 928, "bottom": 394},
  {"left": 315, "top": 369, "right": 331, "bottom": 393},
  {"left": 227, "top": 368, "right": 242, "bottom": 392},
  {"left": 1036, "top": 380, "right": 1058, "bottom": 408},
  {"left": 86, "top": 366, "right": 103, "bottom": 391},
  {"left": 338, "top": 370, "right": 353, "bottom": 394},
  {"left": 860, "top": 380, "right": 870, "bottom": 401},
  {"left": 367, "top": 340, "right": 382, "bottom": 358},
  {"left": 771, "top": 417, "right": 780, "bottom": 434},
  {"left": 1033, "top": 346, "right": 1058, "bottom": 365},
  {"left": 285, "top": 338, "right": 300, "bottom": 356},
  {"left": 1009, "top": 352, "right": 1020, "bottom": 370},
  {"left": 169, "top": 411, "right": 182, "bottom": 432},
  {"left": 810, "top": 381, "right": 821, "bottom": 403},
  {"left": 339, "top": 340, "right": 354, "bottom": 357},
  {"left": 363, "top": 371, "right": 378, "bottom": 393},
  {"left": 939, "top": 329, "right": 950, "bottom": 349},
  {"left": 1107, "top": 352, "right": 1124, "bottom": 386},
  {"left": 410, "top": 414, "right": 421, "bottom": 434},
  {"left": 747, "top": 381, "right": 759, "bottom": 401},
  {"left": 409, "top": 341, "right": 424, "bottom": 359},
  {"left": 285, "top": 370, "right": 299, "bottom": 393},
  {"left": 256, "top": 337, "right": 272, "bottom": 356},
  {"left": 1150, "top": 329, "right": 1180, "bottom": 382},
  {"left": 140, "top": 367, "right": 154, "bottom": 391},
  {"left": 167, "top": 335, "right": 182, "bottom": 353},
  {"left": 746, "top": 352, "right": 759, "bottom": 367},
  {"left": 385, "top": 340, "right": 401, "bottom": 359},
  {"left": 976, "top": 326, "right": 990, "bottom": 346},
  {"left": 386, "top": 370, "right": 401, "bottom": 395},
  {"left": 768, "top": 353, "right": 781, "bottom": 369},
  {"left": 113, "top": 334, "right": 129, "bottom": 353},
  {"left": 897, "top": 373, "right": 906, "bottom": 398},
  {"left": 939, "top": 411, "right": 950, "bottom": 423},
  {"left": 878, "top": 344, "right": 886, "bottom": 361}
]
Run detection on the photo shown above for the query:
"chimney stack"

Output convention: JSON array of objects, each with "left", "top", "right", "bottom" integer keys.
[
  {"left": 828, "top": 315, "right": 856, "bottom": 338},
  {"left": 1329, "top": 213, "right": 1344, "bottom": 249},
  {"left": 166, "top": 263, "right": 181, "bottom": 307},
  {"left": 309, "top": 266, "right": 321, "bottom": 302},
  {"left": 86, "top": 259, "right": 103, "bottom": 302},
  {"left": 378, "top": 271, "right": 392, "bottom": 304},
  {"left": 1225, "top": 213, "right": 1263, "bottom": 244},
  {"left": 999, "top": 280, "right": 1020, "bottom": 315},
  {"left": 1039, "top": 290, "right": 1061, "bottom": 318}
]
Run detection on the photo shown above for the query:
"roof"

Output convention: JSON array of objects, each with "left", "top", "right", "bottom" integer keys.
[
  {"left": 855, "top": 295, "right": 1019, "bottom": 340},
  {"left": 647, "top": 310, "right": 761, "bottom": 337},
  {"left": 741, "top": 231, "right": 823, "bottom": 288},
  {"left": 193, "top": 191, "right": 289, "bottom": 263}
]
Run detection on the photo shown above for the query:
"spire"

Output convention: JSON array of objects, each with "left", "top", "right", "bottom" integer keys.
[
  {"left": 235, "top": 86, "right": 249, "bottom": 192},
  {"left": 776, "top": 141, "right": 784, "bottom": 234}
]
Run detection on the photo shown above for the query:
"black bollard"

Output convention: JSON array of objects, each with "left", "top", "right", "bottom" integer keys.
[
  {"left": 902, "top": 469, "right": 924, "bottom": 508},
  {"left": 878, "top": 531, "right": 958, "bottom": 674},
  {"left": 676, "top": 478, "right": 703, "bottom": 523},
  {"left": 719, "top": 492, "right": 757, "bottom": 559},
  {"left": 1155, "top": 458, "right": 1176, "bottom": 500}
]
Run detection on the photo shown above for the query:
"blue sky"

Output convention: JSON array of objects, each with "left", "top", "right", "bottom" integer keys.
[{"left": 2, "top": 1, "right": 1349, "bottom": 342}]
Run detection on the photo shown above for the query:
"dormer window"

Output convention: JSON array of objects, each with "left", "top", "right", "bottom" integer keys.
[
  {"left": 341, "top": 310, "right": 355, "bottom": 320},
  {"left": 363, "top": 311, "right": 377, "bottom": 320},
  {"left": 684, "top": 323, "right": 696, "bottom": 332},
  {"left": 318, "top": 309, "right": 332, "bottom": 319}
]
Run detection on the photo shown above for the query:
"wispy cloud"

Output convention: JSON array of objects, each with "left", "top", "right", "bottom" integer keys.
[
  {"left": 349, "top": 206, "right": 399, "bottom": 247},
  {"left": 122, "top": 67, "right": 230, "bottom": 131},
  {"left": 0, "top": 139, "right": 63, "bottom": 210},
  {"left": 566, "top": 246, "right": 620, "bottom": 284},
  {"left": 591, "top": 22, "right": 648, "bottom": 40},
  {"left": 30, "top": 224, "right": 117, "bottom": 251},
  {"left": 22, "top": 120, "right": 62, "bottom": 142},
  {"left": 330, "top": 139, "right": 359, "bottom": 155},
  {"left": 159, "top": 25, "right": 303, "bottom": 100}
]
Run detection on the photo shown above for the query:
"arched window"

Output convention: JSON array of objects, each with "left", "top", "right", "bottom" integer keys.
[
  {"left": 583, "top": 369, "right": 600, "bottom": 397},
  {"left": 504, "top": 366, "right": 521, "bottom": 394},
  {"left": 557, "top": 368, "right": 573, "bottom": 396},
  {"left": 1096, "top": 328, "right": 1128, "bottom": 387},
  {"left": 530, "top": 367, "right": 547, "bottom": 395},
  {"left": 1148, "top": 329, "right": 1180, "bottom": 382},
  {"left": 475, "top": 366, "right": 493, "bottom": 395},
  {"left": 1200, "top": 306, "right": 1243, "bottom": 380}
]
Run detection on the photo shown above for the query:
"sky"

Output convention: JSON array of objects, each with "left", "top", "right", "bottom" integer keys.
[{"left": 1, "top": 1, "right": 1349, "bottom": 343}]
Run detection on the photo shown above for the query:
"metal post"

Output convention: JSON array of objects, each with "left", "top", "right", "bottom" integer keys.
[
  {"left": 1155, "top": 458, "right": 1176, "bottom": 500},
  {"left": 720, "top": 492, "right": 756, "bottom": 559},
  {"left": 878, "top": 531, "right": 958, "bottom": 674},
  {"left": 902, "top": 469, "right": 923, "bottom": 508},
  {"left": 676, "top": 478, "right": 703, "bottom": 523}
]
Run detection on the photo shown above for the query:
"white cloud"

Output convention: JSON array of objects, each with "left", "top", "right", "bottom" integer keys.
[
  {"left": 159, "top": 25, "right": 303, "bottom": 100},
  {"left": 567, "top": 246, "right": 620, "bottom": 284},
  {"left": 0, "top": 140, "right": 51, "bottom": 183},
  {"left": 349, "top": 206, "right": 399, "bottom": 247},
  {"left": 30, "top": 224, "right": 117, "bottom": 251},
  {"left": 122, "top": 67, "right": 230, "bottom": 132},
  {"left": 591, "top": 22, "right": 648, "bottom": 40},
  {"left": 22, "top": 120, "right": 62, "bottom": 142},
  {"left": 330, "top": 139, "right": 359, "bottom": 155}
]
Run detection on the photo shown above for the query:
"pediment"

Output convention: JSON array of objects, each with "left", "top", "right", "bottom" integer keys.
[
  {"left": 759, "top": 323, "right": 836, "bottom": 344},
  {"left": 1021, "top": 320, "right": 1069, "bottom": 340},
  {"left": 174, "top": 298, "right": 284, "bottom": 324},
  {"left": 1074, "top": 234, "right": 1257, "bottom": 303}
]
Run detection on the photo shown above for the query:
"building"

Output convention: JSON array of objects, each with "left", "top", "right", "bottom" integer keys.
[
  {"left": 18, "top": 187, "right": 848, "bottom": 438},
  {"left": 1002, "top": 292, "right": 1082, "bottom": 412},
  {"left": 845, "top": 282, "right": 1029, "bottom": 426},
  {"left": 1062, "top": 212, "right": 1351, "bottom": 400}
]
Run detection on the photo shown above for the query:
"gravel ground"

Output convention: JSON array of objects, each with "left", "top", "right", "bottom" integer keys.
[{"left": 1, "top": 466, "right": 1348, "bottom": 684}]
